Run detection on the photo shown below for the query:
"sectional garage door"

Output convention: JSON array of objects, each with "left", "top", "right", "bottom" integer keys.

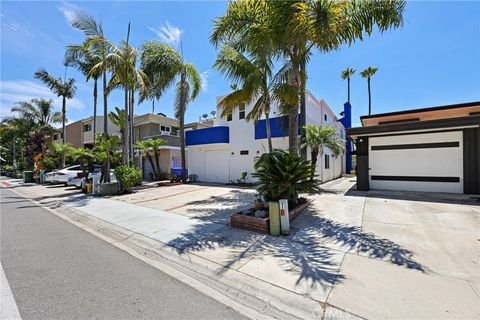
[
  {"left": 204, "top": 149, "right": 230, "bottom": 183},
  {"left": 369, "top": 131, "right": 463, "bottom": 193}
]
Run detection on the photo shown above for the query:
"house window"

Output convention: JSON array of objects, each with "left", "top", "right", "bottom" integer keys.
[
  {"left": 227, "top": 112, "right": 232, "bottom": 122},
  {"left": 240, "top": 150, "right": 249, "bottom": 155},
  {"left": 325, "top": 154, "right": 330, "bottom": 169},
  {"left": 53, "top": 134, "right": 58, "bottom": 140},
  {"left": 160, "top": 125, "right": 171, "bottom": 133},
  {"left": 239, "top": 106, "right": 245, "bottom": 120},
  {"left": 83, "top": 124, "right": 92, "bottom": 132},
  {"left": 324, "top": 114, "right": 328, "bottom": 122}
]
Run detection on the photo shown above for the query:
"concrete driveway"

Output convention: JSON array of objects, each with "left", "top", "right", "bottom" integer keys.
[{"left": 292, "top": 178, "right": 480, "bottom": 319}]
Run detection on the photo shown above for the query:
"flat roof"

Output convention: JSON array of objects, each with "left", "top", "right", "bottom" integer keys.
[{"left": 360, "top": 101, "right": 480, "bottom": 120}]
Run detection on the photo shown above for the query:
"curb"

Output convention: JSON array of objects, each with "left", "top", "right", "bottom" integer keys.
[{"left": 7, "top": 186, "right": 363, "bottom": 320}]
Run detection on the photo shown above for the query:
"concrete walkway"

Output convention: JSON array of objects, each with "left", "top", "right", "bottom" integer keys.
[{"left": 3, "top": 178, "right": 479, "bottom": 319}]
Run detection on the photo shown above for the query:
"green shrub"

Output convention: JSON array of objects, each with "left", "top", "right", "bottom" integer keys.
[
  {"left": 114, "top": 165, "right": 142, "bottom": 193},
  {"left": 252, "top": 149, "right": 320, "bottom": 205},
  {"left": 3, "top": 164, "right": 14, "bottom": 172},
  {"left": 43, "top": 156, "right": 57, "bottom": 171}
]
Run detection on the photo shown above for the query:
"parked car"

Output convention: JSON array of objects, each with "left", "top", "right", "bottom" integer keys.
[
  {"left": 45, "top": 165, "right": 83, "bottom": 185},
  {"left": 67, "top": 167, "right": 116, "bottom": 189}
]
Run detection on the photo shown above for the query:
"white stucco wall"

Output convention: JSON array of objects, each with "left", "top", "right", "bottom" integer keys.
[{"left": 188, "top": 92, "right": 345, "bottom": 184}]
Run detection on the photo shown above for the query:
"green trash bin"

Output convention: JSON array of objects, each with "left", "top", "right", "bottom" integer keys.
[{"left": 23, "top": 171, "right": 34, "bottom": 183}]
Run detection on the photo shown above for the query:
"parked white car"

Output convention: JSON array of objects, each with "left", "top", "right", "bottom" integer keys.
[
  {"left": 67, "top": 167, "right": 116, "bottom": 188},
  {"left": 45, "top": 166, "right": 83, "bottom": 185}
]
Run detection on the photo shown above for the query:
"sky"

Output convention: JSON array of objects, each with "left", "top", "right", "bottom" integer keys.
[{"left": 1, "top": 1, "right": 479, "bottom": 127}]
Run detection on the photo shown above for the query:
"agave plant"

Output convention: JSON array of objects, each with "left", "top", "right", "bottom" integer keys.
[{"left": 252, "top": 149, "right": 319, "bottom": 204}]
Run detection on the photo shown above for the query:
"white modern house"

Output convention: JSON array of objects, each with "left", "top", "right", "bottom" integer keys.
[{"left": 186, "top": 91, "right": 346, "bottom": 184}]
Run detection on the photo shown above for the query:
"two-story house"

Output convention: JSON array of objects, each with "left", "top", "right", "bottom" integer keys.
[{"left": 185, "top": 91, "right": 348, "bottom": 184}]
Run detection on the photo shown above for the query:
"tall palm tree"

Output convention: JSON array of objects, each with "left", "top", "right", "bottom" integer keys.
[
  {"left": 49, "top": 142, "right": 74, "bottom": 168},
  {"left": 65, "top": 40, "right": 102, "bottom": 146},
  {"left": 211, "top": 0, "right": 405, "bottom": 155},
  {"left": 303, "top": 124, "right": 345, "bottom": 180},
  {"left": 95, "top": 133, "right": 120, "bottom": 183},
  {"left": 34, "top": 69, "right": 77, "bottom": 144},
  {"left": 95, "top": 24, "right": 148, "bottom": 164},
  {"left": 341, "top": 67, "right": 356, "bottom": 103},
  {"left": 214, "top": 43, "right": 296, "bottom": 153},
  {"left": 140, "top": 41, "right": 201, "bottom": 183},
  {"left": 360, "top": 67, "right": 378, "bottom": 115},
  {"left": 71, "top": 12, "right": 111, "bottom": 134}
]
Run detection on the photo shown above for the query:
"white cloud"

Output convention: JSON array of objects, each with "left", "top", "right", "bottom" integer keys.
[
  {"left": 57, "top": 2, "right": 81, "bottom": 26},
  {"left": 200, "top": 69, "right": 210, "bottom": 93},
  {"left": 148, "top": 21, "right": 182, "bottom": 47},
  {"left": 0, "top": 80, "right": 86, "bottom": 118}
]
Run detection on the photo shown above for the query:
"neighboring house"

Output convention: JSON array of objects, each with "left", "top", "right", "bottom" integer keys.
[
  {"left": 186, "top": 91, "right": 347, "bottom": 184},
  {"left": 133, "top": 113, "right": 212, "bottom": 180},
  {"left": 347, "top": 101, "right": 480, "bottom": 194},
  {"left": 50, "top": 116, "right": 121, "bottom": 148}
]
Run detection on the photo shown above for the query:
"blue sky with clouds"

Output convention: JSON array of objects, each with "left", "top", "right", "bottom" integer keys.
[{"left": 1, "top": 1, "right": 479, "bottom": 127}]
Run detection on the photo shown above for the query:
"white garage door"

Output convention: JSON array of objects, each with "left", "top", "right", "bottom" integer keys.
[
  {"left": 369, "top": 131, "right": 463, "bottom": 193},
  {"left": 204, "top": 150, "right": 230, "bottom": 183}
]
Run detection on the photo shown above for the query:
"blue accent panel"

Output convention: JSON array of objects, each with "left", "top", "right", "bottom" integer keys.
[
  {"left": 254, "top": 115, "right": 301, "bottom": 140},
  {"left": 185, "top": 126, "right": 229, "bottom": 146},
  {"left": 171, "top": 168, "right": 188, "bottom": 176},
  {"left": 339, "top": 102, "right": 353, "bottom": 173}
]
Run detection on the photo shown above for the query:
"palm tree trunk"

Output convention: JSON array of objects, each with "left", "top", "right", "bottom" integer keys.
[
  {"left": 347, "top": 77, "right": 350, "bottom": 103},
  {"left": 288, "top": 52, "right": 300, "bottom": 156},
  {"left": 103, "top": 69, "right": 108, "bottom": 134},
  {"left": 368, "top": 77, "right": 372, "bottom": 115},
  {"left": 123, "top": 80, "right": 130, "bottom": 164},
  {"left": 129, "top": 88, "right": 134, "bottom": 161},
  {"left": 180, "top": 66, "right": 187, "bottom": 183},
  {"left": 93, "top": 79, "right": 98, "bottom": 148},
  {"left": 310, "top": 148, "right": 319, "bottom": 181},
  {"left": 105, "top": 154, "right": 111, "bottom": 183},
  {"left": 12, "top": 130, "right": 17, "bottom": 176},
  {"left": 300, "top": 61, "right": 307, "bottom": 160},
  {"left": 154, "top": 151, "right": 160, "bottom": 178},
  {"left": 61, "top": 96, "right": 66, "bottom": 168},
  {"left": 145, "top": 152, "right": 157, "bottom": 179},
  {"left": 265, "top": 110, "right": 273, "bottom": 154}
]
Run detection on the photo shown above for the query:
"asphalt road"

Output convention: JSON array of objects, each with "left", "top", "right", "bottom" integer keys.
[{"left": 0, "top": 188, "right": 245, "bottom": 320}]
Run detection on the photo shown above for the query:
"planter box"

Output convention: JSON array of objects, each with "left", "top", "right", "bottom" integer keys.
[
  {"left": 97, "top": 182, "right": 120, "bottom": 196},
  {"left": 230, "top": 199, "right": 312, "bottom": 234}
]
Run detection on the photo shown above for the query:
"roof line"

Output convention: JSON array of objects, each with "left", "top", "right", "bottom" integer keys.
[{"left": 360, "top": 101, "right": 480, "bottom": 120}]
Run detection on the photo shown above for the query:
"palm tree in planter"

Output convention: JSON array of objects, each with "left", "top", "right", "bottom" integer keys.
[
  {"left": 214, "top": 43, "right": 296, "bottom": 153},
  {"left": 49, "top": 142, "right": 74, "bottom": 169},
  {"left": 70, "top": 147, "right": 95, "bottom": 183},
  {"left": 133, "top": 138, "right": 166, "bottom": 180},
  {"left": 95, "top": 133, "right": 120, "bottom": 183},
  {"left": 303, "top": 124, "right": 345, "bottom": 181},
  {"left": 108, "top": 107, "right": 126, "bottom": 153},
  {"left": 140, "top": 41, "right": 201, "bottom": 182},
  {"left": 341, "top": 68, "right": 356, "bottom": 104},
  {"left": 360, "top": 67, "right": 378, "bottom": 115}
]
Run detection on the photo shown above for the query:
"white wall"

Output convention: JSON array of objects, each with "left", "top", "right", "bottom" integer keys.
[
  {"left": 369, "top": 131, "right": 463, "bottom": 193},
  {"left": 188, "top": 93, "right": 345, "bottom": 183}
]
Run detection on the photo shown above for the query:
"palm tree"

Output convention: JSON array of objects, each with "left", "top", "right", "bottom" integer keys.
[
  {"left": 108, "top": 107, "right": 126, "bottom": 155},
  {"left": 134, "top": 138, "right": 166, "bottom": 180},
  {"left": 70, "top": 147, "right": 95, "bottom": 181},
  {"left": 341, "top": 68, "right": 356, "bottom": 103},
  {"left": 94, "top": 24, "right": 148, "bottom": 164},
  {"left": 49, "top": 142, "right": 74, "bottom": 168},
  {"left": 303, "top": 124, "right": 345, "bottom": 180},
  {"left": 0, "top": 117, "right": 27, "bottom": 176},
  {"left": 71, "top": 12, "right": 111, "bottom": 134},
  {"left": 360, "top": 67, "right": 378, "bottom": 115},
  {"left": 34, "top": 69, "right": 77, "bottom": 144},
  {"left": 65, "top": 40, "right": 102, "bottom": 146},
  {"left": 11, "top": 98, "right": 62, "bottom": 133},
  {"left": 211, "top": 0, "right": 405, "bottom": 155},
  {"left": 213, "top": 43, "right": 295, "bottom": 153},
  {"left": 140, "top": 41, "right": 201, "bottom": 183},
  {"left": 95, "top": 133, "right": 120, "bottom": 183}
]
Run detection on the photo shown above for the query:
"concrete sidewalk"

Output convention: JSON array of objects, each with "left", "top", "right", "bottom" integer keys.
[{"left": 3, "top": 179, "right": 479, "bottom": 320}]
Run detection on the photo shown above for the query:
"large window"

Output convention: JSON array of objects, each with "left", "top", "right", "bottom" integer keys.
[
  {"left": 325, "top": 154, "right": 330, "bottom": 169},
  {"left": 160, "top": 125, "right": 171, "bottom": 133},
  {"left": 83, "top": 124, "right": 92, "bottom": 132},
  {"left": 239, "top": 106, "right": 245, "bottom": 120}
]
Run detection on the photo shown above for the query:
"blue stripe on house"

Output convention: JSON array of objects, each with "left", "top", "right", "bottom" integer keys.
[
  {"left": 186, "top": 126, "right": 229, "bottom": 146},
  {"left": 254, "top": 115, "right": 301, "bottom": 139}
]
